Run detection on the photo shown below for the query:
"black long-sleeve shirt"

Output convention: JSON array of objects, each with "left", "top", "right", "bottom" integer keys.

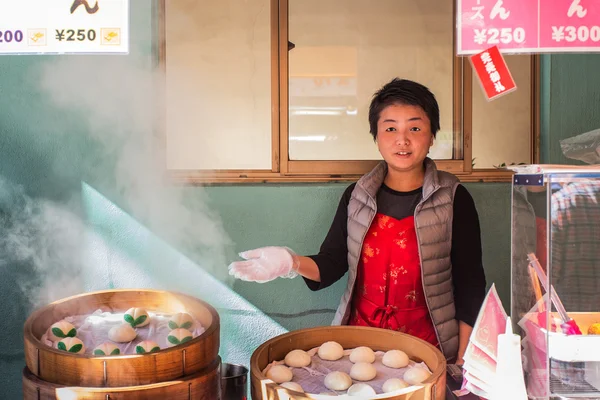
[{"left": 304, "top": 183, "right": 487, "bottom": 327}]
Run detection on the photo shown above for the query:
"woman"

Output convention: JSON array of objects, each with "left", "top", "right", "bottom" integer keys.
[{"left": 228, "top": 78, "right": 486, "bottom": 364}]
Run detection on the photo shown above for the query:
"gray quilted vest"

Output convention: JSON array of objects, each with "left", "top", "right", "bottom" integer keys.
[{"left": 332, "top": 158, "right": 460, "bottom": 360}]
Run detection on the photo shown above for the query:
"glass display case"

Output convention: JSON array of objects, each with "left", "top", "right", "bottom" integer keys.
[{"left": 511, "top": 165, "right": 600, "bottom": 399}]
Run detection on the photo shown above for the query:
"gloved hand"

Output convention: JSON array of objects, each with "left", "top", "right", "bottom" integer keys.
[{"left": 228, "top": 246, "right": 299, "bottom": 283}]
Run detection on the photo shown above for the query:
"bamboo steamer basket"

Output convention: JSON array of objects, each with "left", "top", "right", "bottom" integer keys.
[
  {"left": 250, "top": 326, "right": 446, "bottom": 400},
  {"left": 23, "top": 289, "right": 220, "bottom": 388},
  {"left": 22, "top": 358, "right": 220, "bottom": 400}
]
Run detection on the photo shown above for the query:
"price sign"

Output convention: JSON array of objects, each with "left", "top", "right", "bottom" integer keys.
[
  {"left": 457, "top": 0, "right": 600, "bottom": 54},
  {"left": 458, "top": 0, "right": 538, "bottom": 54},
  {"left": 540, "top": 0, "right": 600, "bottom": 49},
  {"left": 0, "top": 0, "right": 129, "bottom": 54}
]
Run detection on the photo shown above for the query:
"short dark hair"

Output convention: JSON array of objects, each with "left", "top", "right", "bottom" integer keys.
[{"left": 368, "top": 78, "right": 440, "bottom": 140}]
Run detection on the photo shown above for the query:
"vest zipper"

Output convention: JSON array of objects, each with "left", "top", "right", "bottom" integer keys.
[{"left": 413, "top": 194, "right": 444, "bottom": 357}]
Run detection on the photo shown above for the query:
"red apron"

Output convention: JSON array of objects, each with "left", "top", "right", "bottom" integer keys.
[{"left": 349, "top": 213, "right": 439, "bottom": 347}]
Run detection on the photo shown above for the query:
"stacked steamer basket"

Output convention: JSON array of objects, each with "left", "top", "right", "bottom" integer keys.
[
  {"left": 251, "top": 326, "right": 446, "bottom": 400},
  {"left": 22, "top": 289, "right": 221, "bottom": 400}
]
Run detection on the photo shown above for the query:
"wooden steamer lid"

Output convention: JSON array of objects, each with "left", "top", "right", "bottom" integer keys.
[
  {"left": 23, "top": 289, "right": 220, "bottom": 388},
  {"left": 250, "top": 326, "right": 446, "bottom": 400}
]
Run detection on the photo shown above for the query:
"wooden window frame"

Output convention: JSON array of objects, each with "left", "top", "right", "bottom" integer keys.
[{"left": 159, "top": 0, "right": 539, "bottom": 184}]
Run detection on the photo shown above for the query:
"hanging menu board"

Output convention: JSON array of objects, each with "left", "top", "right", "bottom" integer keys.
[
  {"left": 0, "top": 0, "right": 129, "bottom": 54},
  {"left": 457, "top": 0, "right": 600, "bottom": 55}
]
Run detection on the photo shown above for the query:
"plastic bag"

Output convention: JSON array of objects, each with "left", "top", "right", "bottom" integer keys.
[{"left": 560, "top": 128, "right": 600, "bottom": 165}]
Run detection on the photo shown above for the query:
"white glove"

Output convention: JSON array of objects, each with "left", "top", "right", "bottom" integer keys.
[{"left": 228, "top": 246, "right": 299, "bottom": 283}]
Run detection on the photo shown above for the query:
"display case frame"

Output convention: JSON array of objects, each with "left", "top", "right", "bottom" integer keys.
[{"left": 510, "top": 165, "right": 600, "bottom": 399}]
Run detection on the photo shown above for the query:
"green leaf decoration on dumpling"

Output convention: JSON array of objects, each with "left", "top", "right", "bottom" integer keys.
[
  {"left": 168, "top": 321, "right": 178, "bottom": 330},
  {"left": 136, "top": 346, "right": 146, "bottom": 354},
  {"left": 124, "top": 314, "right": 135, "bottom": 326},
  {"left": 168, "top": 335, "right": 180, "bottom": 345},
  {"left": 150, "top": 346, "right": 160, "bottom": 352},
  {"left": 52, "top": 327, "right": 67, "bottom": 338},
  {"left": 133, "top": 315, "right": 147, "bottom": 327},
  {"left": 94, "top": 349, "right": 106, "bottom": 355},
  {"left": 66, "top": 328, "right": 77, "bottom": 338},
  {"left": 110, "top": 348, "right": 121, "bottom": 355},
  {"left": 180, "top": 322, "right": 193, "bottom": 330},
  {"left": 57, "top": 342, "right": 67, "bottom": 351},
  {"left": 69, "top": 344, "right": 83, "bottom": 353},
  {"left": 180, "top": 336, "right": 192, "bottom": 344}
]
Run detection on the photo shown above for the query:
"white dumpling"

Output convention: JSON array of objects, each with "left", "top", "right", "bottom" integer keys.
[
  {"left": 108, "top": 323, "right": 137, "bottom": 343},
  {"left": 403, "top": 366, "right": 431, "bottom": 385},
  {"left": 124, "top": 307, "right": 150, "bottom": 328},
  {"left": 318, "top": 341, "right": 344, "bottom": 361},
  {"left": 167, "top": 328, "right": 193, "bottom": 347},
  {"left": 382, "top": 349, "right": 410, "bottom": 368},
  {"left": 324, "top": 371, "right": 352, "bottom": 391},
  {"left": 382, "top": 378, "right": 410, "bottom": 392},
  {"left": 135, "top": 340, "right": 161, "bottom": 354},
  {"left": 168, "top": 312, "right": 194, "bottom": 330},
  {"left": 48, "top": 320, "right": 77, "bottom": 341},
  {"left": 350, "top": 362, "right": 377, "bottom": 381},
  {"left": 280, "top": 381, "right": 304, "bottom": 392},
  {"left": 284, "top": 349, "right": 311, "bottom": 368},
  {"left": 349, "top": 346, "right": 375, "bottom": 363},
  {"left": 347, "top": 383, "right": 377, "bottom": 397},
  {"left": 93, "top": 342, "right": 120, "bottom": 356},
  {"left": 266, "top": 365, "right": 293, "bottom": 384},
  {"left": 56, "top": 337, "right": 85, "bottom": 354}
]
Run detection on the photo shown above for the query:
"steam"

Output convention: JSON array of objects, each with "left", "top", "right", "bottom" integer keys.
[
  {"left": 0, "top": 178, "right": 85, "bottom": 309},
  {"left": 2, "top": 40, "right": 233, "bottom": 309}
]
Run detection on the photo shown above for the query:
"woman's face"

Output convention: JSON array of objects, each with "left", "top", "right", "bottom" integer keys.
[{"left": 375, "top": 103, "right": 434, "bottom": 174}]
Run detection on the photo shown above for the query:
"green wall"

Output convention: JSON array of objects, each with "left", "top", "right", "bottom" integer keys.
[
  {"left": 542, "top": 54, "right": 600, "bottom": 164},
  {"left": 1, "top": 1, "right": 598, "bottom": 398}
]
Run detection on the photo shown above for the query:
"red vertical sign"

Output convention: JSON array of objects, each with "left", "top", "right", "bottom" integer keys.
[{"left": 470, "top": 45, "right": 517, "bottom": 100}]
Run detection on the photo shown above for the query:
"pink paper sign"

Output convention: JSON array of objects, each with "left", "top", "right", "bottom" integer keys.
[
  {"left": 457, "top": 0, "right": 600, "bottom": 54},
  {"left": 469, "top": 284, "right": 508, "bottom": 361},
  {"left": 464, "top": 343, "right": 497, "bottom": 374},
  {"left": 540, "top": 0, "right": 600, "bottom": 49},
  {"left": 458, "top": 0, "right": 538, "bottom": 54}
]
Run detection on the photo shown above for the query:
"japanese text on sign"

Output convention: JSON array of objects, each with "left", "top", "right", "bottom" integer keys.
[
  {"left": 458, "top": 0, "right": 600, "bottom": 54},
  {"left": 470, "top": 45, "right": 517, "bottom": 100},
  {"left": 0, "top": 0, "right": 129, "bottom": 54}
]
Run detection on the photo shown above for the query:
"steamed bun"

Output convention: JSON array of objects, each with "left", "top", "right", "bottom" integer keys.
[
  {"left": 349, "top": 346, "right": 375, "bottom": 363},
  {"left": 124, "top": 307, "right": 150, "bottom": 328},
  {"left": 284, "top": 349, "right": 311, "bottom": 368},
  {"left": 382, "top": 349, "right": 409, "bottom": 368},
  {"left": 57, "top": 337, "right": 85, "bottom": 354},
  {"left": 93, "top": 342, "right": 120, "bottom": 356},
  {"left": 108, "top": 323, "right": 137, "bottom": 343},
  {"left": 169, "top": 312, "right": 194, "bottom": 330},
  {"left": 324, "top": 371, "right": 352, "bottom": 391},
  {"left": 350, "top": 362, "right": 377, "bottom": 381},
  {"left": 347, "top": 383, "right": 377, "bottom": 396},
  {"left": 266, "top": 365, "right": 293, "bottom": 383},
  {"left": 280, "top": 381, "right": 304, "bottom": 392},
  {"left": 167, "top": 328, "right": 193, "bottom": 347},
  {"left": 318, "top": 341, "right": 344, "bottom": 361},
  {"left": 48, "top": 320, "right": 76, "bottom": 341},
  {"left": 403, "top": 366, "right": 431, "bottom": 385},
  {"left": 383, "top": 378, "right": 410, "bottom": 392},
  {"left": 135, "top": 340, "right": 161, "bottom": 354}
]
